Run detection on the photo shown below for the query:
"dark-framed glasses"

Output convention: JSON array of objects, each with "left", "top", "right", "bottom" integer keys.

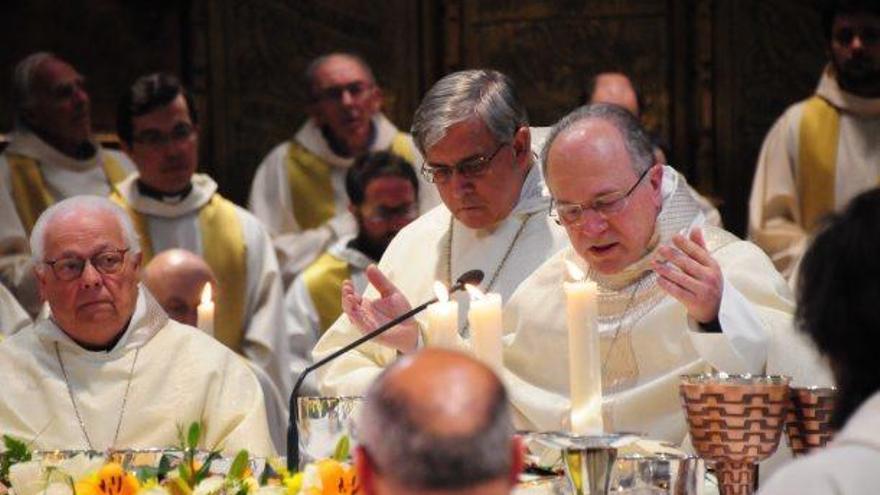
[
  {"left": 133, "top": 122, "right": 195, "bottom": 148},
  {"left": 420, "top": 143, "right": 508, "bottom": 184},
  {"left": 313, "top": 81, "right": 374, "bottom": 102},
  {"left": 364, "top": 203, "right": 419, "bottom": 223},
  {"left": 44, "top": 249, "right": 130, "bottom": 281},
  {"left": 550, "top": 167, "right": 651, "bottom": 225}
]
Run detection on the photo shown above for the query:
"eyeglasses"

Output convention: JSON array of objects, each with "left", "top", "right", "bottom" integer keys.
[
  {"left": 133, "top": 123, "right": 195, "bottom": 147},
  {"left": 44, "top": 249, "right": 129, "bottom": 281},
  {"left": 363, "top": 203, "right": 419, "bottom": 223},
  {"left": 833, "top": 26, "right": 880, "bottom": 47},
  {"left": 420, "top": 143, "right": 508, "bottom": 184},
  {"left": 550, "top": 167, "right": 651, "bottom": 225},
  {"left": 313, "top": 81, "right": 374, "bottom": 102}
]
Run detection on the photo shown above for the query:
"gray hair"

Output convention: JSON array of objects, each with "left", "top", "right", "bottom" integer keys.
[
  {"left": 358, "top": 367, "right": 515, "bottom": 490},
  {"left": 541, "top": 103, "right": 655, "bottom": 178},
  {"left": 12, "top": 51, "right": 57, "bottom": 130},
  {"left": 304, "top": 52, "right": 376, "bottom": 100},
  {"left": 411, "top": 69, "right": 528, "bottom": 155},
  {"left": 30, "top": 195, "right": 141, "bottom": 264}
]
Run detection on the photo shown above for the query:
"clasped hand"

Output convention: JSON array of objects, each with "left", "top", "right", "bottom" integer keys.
[{"left": 340, "top": 264, "right": 419, "bottom": 354}]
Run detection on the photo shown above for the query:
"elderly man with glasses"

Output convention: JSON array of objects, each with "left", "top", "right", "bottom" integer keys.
[
  {"left": 0, "top": 195, "right": 274, "bottom": 455},
  {"left": 110, "top": 73, "right": 292, "bottom": 404},
  {"left": 499, "top": 104, "right": 829, "bottom": 445},
  {"left": 249, "top": 52, "right": 439, "bottom": 287},
  {"left": 312, "top": 69, "right": 570, "bottom": 397}
]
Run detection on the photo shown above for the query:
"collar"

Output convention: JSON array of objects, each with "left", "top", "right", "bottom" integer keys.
[
  {"left": 115, "top": 173, "right": 217, "bottom": 218},
  {"left": 294, "top": 113, "right": 400, "bottom": 168},
  {"left": 816, "top": 65, "right": 880, "bottom": 118},
  {"left": 5, "top": 130, "right": 103, "bottom": 172},
  {"left": 35, "top": 286, "right": 168, "bottom": 361},
  {"left": 321, "top": 122, "right": 377, "bottom": 157},
  {"left": 136, "top": 180, "right": 193, "bottom": 204}
]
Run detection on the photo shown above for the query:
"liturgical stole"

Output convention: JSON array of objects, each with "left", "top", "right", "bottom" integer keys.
[
  {"left": 285, "top": 132, "right": 416, "bottom": 230},
  {"left": 8, "top": 153, "right": 129, "bottom": 235},
  {"left": 302, "top": 251, "right": 351, "bottom": 334},
  {"left": 797, "top": 96, "right": 840, "bottom": 232},
  {"left": 111, "top": 192, "right": 248, "bottom": 354}
]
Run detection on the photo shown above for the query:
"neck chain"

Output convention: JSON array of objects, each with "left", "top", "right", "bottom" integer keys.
[
  {"left": 55, "top": 342, "right": 139, "bottom": 450},
  {"left": 445, "top": 212, "right": 535, "bottom": 291},
  {"left": 598, "top": 272, "right": 649, "bottom": 379}
]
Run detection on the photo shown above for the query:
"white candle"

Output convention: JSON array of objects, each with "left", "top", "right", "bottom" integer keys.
[
  {"left": 427, "top": 281, "right": 459, "bottom": 348},
  {"left": 197, "top": 282, "right": 215, "bottom": 337},
  {"left": 467, "top": 285, "right": 503, "bottom": 371},
  {"left": 564, "top": 260, "right": 604, "bottom": 435}
]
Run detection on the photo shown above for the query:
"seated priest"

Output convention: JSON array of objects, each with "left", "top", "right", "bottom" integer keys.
[
  {"left": 112, "top": 73, "right": 291, "bottom": 398},
  {"left": 500, "top": 104, "right": 829, "bottom": 442},
  {"left": 312, "top": 69, "right": 570, "bottom": 395},
  {"left": 287, "top": 151, "right": 420, "bottom": 394},
  {"left": 0, "top": 196, "right": 273, "bottom": 455},
  {"left": 356, "top": 348, "right": 522, "bottom": 495},
  {"left": 0, "top": 52, "right": 135, "bottom": 317}
]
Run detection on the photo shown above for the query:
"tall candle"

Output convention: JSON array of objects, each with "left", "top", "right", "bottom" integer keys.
[
  {"left": 467, "top": 285, "right": 503, "bottom": 371},
  {"left": 197, "top": 282, "right": 215, "bottom": 337},
  {"left": 564, "top": 260, "right": 604, "bottom": 435},
  {"left": 427, "top": 281, "right": 459, "bottom": 348}
]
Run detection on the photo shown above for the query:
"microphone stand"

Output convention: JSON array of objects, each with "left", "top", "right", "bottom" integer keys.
[{"left": 286, "top": 273, "right": 480, "bottom": 470}]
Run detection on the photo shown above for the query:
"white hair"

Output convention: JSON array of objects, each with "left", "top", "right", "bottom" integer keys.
[
  {"left": 30, "top": 195, "right": 141, "bottom": 264},
  {"left": 12, "top": 51, "right": 57, "bottom": 131}
]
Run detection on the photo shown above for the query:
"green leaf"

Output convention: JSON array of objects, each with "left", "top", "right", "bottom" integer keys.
[
  {"left": 227, "top": 450, "right": 249, "bottom": 481},
  {"left": 332, "top": 435, "right": 350, "bottom": 462},
  {"left": 1, "top": 435, "right": 32, "bottom": 484},
  {"left": 157, "top": 454, "right": 174, "bottom": 481},
  {"left": 187, "top": 422, "right": 202, "bottom": 450},
  {"left": 194, "top": 451, "right": 221, "bottom": 484},
  {"left": 134, "top": 466, "right": 159, "bottom": 484}
]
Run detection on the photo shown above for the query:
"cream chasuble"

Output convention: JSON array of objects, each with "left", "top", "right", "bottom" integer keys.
[
  {"left": 110, "top": 174, "right": 293, "bottom": 399},
  {"left": 0, "top": 132, "right": 135, "bottom": 315},
  {"left": 313, "top": 161, "right": 571, "bottom": 396},
  {"left": 286, "top": 238, "right": 373, "bottom": 396},
  {"left": 503, "top": 168, "right": 831, "bottom": 445},
  {"left": 749, "top": 66, "right": 880, "bottom": 280},
  {"left": 0, "top": 288, "right": 274, "bottom": 456},
  {"left": 248, "top": 115, "right": 440, "bottom": 285},
  {"left": 0, "top": 281, "right": 30, "bottom": 336}
]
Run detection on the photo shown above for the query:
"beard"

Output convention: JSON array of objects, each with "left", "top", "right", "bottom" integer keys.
[{"left": 833, "top": 54, "right": 880, "bottom": 96}]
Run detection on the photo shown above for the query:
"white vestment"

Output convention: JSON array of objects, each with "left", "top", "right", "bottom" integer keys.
[
  {"left": 113, "top": 173, "right": 292, "bottom": 399},
  {"left": 0, "top": 131, "right": 135, "bottom": 314},
  {"left": 502, "top": 167, "right": 830, "bottom": 445},
  {"left": 759, "top": 392, "right": 880, "bottom": 495},
  {"left": 286, "top": 238, "right": 372, "bottom": 396},
  {"left": 0, "top": 282, "right": 31, "bottom": 336},
  {"left": 248, "top": 115, "right": 440, "bottom": 285},
  {"left": 313, "top": 161, "right": 571, "bottom": 396},
  {"left": 749, "top": 67, "right": 880, "bottom": 280},
  {"left": 0, "top": 288, "right": 274, "bottom": 456}
]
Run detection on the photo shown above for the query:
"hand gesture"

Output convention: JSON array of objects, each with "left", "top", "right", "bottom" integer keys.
[
  {"left": 652, "top": 227, "right": 723, "bottom": 324},
  {"left": 341, "top": 264, "right": 418, "bottom": 353}
]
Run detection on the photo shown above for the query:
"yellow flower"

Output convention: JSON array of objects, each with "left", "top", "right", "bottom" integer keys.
[{"left": 87, "top": 463, "right": 140, "bottom": 495}]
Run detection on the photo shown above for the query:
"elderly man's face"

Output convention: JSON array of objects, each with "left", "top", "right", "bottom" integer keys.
[
  {"left": 424, "top": 118, "right": 531, "bottom": 229},
  {"left": 124, "top": 94, "right": 199, "bottom": 194},
  {"left": 308, "top": 55, "right": 381, "bottom": 155},
  {"left": 830, "top": 13, "right": 880, "bottom": 95},
  {"left": 547, "top": 119, "right": 662, "bottom": 275},
  {"left": 25, "top": 58, "right": 91, "bottom": 150},
  {"left": 36, "top": 211, "right": 141, "bottom": 347}
]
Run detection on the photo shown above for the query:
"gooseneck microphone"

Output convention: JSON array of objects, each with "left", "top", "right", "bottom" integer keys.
[{"left": 286, "top": 269, "right": 484, "bottom": 469}]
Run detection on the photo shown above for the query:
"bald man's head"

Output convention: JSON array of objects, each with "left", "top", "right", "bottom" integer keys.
[
  {"left": 357, "top": 349, "right": 521, "bottom": 495},
  {"left": 143, "top": 249, "right": 215, "bottom": 327}
]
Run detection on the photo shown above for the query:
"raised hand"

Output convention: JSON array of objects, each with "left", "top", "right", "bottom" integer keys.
[
  {"left": 652, "top": 227, "right": 723, "bottom": 324},
  {"left": 340, "top": 264, "right": 418, "bottom": 353}
]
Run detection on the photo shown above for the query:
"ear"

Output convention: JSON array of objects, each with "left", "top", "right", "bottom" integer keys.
[
  {"left": 512, "top": 126, "right": 531, "bottom": 170},
  {"left": 33, "top": 264, "right": 49, "bottom": 302},
  {"left": 508, "top": 435, "right": 526, "bottom": 486},
  {"left": 131, "top": 251, "right": 143, "bottom": 273},
  {"left": 648, "top": 164, "right": 664, "bottom": 207},
  {"left": 354, "top": 446, "right": 377, "bottom": 495},
  {"left": 370, "top": 86, "right": 384, "bottom": 114}
]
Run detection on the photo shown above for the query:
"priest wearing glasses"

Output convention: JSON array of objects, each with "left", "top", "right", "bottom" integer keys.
[
  {"left": 0, "top": 196, "right": 274, "bottom": 454},
  {"left": 501, "top": 104, "right": 831, "bottom": 441},
  {"left": 313, "top": 69, "right": 570, "bottom": 395}
]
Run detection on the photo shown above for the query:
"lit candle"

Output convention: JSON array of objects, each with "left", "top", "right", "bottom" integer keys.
[
  {"left": 564, "top": 260, "right": 604, "bottom": 435},
  {"left": 427, "top": 281, "right": 459, "bottom": 348},
  {"left": 466, "top": 285, "right": 503, "bottom": 371},
  {"left": 197, "top": 282, "right": 215, "bottom": 337}
]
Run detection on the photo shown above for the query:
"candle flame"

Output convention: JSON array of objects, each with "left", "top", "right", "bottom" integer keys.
[
  {"left": 465, "top": 283, "right": 485, "bottom": 300},
  {"left": 200, "top": 283, "right": 213, "bottom": 304},
  {"left": 565, "top": 260, "right": 586, "bottom": 281},
  {"left": 433, "top": 281, "right": 449, "bottom": 303}
]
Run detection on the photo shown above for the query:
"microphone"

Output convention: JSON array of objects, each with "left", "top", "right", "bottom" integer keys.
[{"left": 287, "top": 269, "right": 484, "bottom": 469}]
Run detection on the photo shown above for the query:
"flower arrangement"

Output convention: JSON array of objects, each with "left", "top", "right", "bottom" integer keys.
[{"left": 0, "top": 424, "right": 358, "bottom": 495}]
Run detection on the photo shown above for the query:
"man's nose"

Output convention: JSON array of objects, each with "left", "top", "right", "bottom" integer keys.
[
  {"left": 577, "top": 209, "right": 609, "bottom": 237},
  {"left": 340, "top": 89, "right": 355, "bottom": 106},
  {"left": 78, "top": 261, "right": 103, "bottom": 288}
]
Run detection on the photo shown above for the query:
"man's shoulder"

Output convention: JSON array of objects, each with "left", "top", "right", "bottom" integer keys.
[{"left": 151, "top": 320, "right": 251, "bottom": 369}]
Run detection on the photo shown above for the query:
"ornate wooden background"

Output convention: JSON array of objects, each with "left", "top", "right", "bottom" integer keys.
[{"left": 1, "top": 0, "right": 828, "bottom": 236}]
